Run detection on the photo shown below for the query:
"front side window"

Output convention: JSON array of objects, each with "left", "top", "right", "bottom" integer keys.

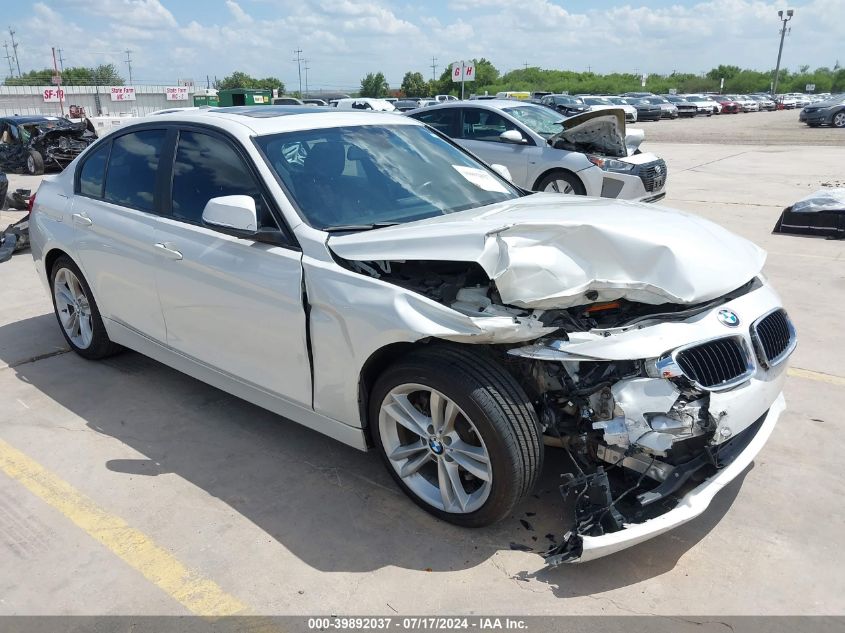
[
  {"left": 255, "top": 124, "right": 521, "bottom": 231},
  {"left": 103, "top": 129, "right": 167, "bottom": 211},
  {"left": 170, "top": 130, "right": 275, "bottom": 228},
  {"left": 78, "top": 141, "right": 111, "bottom": 198},
  {"left": 459, "top": 108, "right": 519, "bottom": 142}
]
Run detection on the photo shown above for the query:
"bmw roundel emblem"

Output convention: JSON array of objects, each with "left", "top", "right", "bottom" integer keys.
[{"left": 717, "top": 309, "right": 740, "bottom": 327}]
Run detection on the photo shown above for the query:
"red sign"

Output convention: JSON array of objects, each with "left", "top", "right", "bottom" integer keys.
[{"left": 43, "top": 88, "right": 65, "bottom": 102}]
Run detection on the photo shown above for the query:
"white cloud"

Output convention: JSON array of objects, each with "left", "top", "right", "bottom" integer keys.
[{"left": 225, "top": 0, "right": 253, "bottom": 24}]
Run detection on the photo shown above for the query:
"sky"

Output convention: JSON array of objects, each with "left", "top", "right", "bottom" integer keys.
[{"left": 3, "top": 0, "right": 842, "bottom": 91}]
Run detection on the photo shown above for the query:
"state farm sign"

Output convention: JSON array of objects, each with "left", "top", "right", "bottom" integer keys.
[
  {"left": 110, "top": 86, "right": 136, "bottom": 101},
  {"left": 165, "top": 86, "right": 189, "bottom": 101},
  {"left": 42, "top": 88, "right": 65, "bottom": 103}
]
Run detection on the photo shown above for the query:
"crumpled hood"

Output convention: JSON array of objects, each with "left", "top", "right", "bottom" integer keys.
[
  {"left": 550, "top": 108, "right": 630, "bottom": 158},
  {"left": 327, "top": 194, "right": 766, "bottom": 310}
]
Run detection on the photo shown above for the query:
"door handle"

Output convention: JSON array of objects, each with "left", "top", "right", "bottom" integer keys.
[
  {"left": 71, "top": 212, "right": 92, "bottom": 227},
  {"left": 154, "top": 242, "right": 183, "bottom": 260}
]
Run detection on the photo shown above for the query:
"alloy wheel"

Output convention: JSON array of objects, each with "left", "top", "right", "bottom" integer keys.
[
  {"left": 833, "top": 112, "right": 845, "bottom": 128},
  {"left": 27, "top": 155, "right": 35, "bottom": 174},
  {"left": 543, "top": 179, "right": 574, "bottom": 194},
  {"left": 53, "top": 268, "right": 94, "bottom": 349},
  {"left": 378, "top": 383, "right": 492, "bottom": 513}
]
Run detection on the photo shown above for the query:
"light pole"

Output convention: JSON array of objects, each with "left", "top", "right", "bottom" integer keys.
[{"left": 771, "top": 8, "right": 794, "bottom": 97}]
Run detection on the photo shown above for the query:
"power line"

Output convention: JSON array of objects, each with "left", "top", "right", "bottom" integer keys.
[
  {"left": 8, "top": 27, "right": 21, "bottom": 77},
  {"left": 124, "top": 49, "right": 133, "bottom": 85},
  {"left": 292, "top": 48, "right": 303, "bottom": 95}
]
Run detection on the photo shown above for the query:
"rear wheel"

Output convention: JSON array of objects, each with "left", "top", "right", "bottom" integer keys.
[
  {"left": 370, "top": 346, "right": 543, "bottom": 527},
  {"left": 50, "top": 256, "right": 120, "bottom": 359},
  {"left": 833, "top": 111, "right": 845, "bottom": 128},
  {"left": 535, "top": 170, "right": 585, "bottom": 195}
]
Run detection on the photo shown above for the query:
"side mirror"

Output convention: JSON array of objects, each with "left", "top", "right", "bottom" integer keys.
[
  {"left": 499, "top": 129, "right": 526, "bottom": 144},
  {"left": 202, "top": 195, "right": 258, "bottom": 237},
  {"left": 490, "top": 164, "right": 513, "bottom": 182}
]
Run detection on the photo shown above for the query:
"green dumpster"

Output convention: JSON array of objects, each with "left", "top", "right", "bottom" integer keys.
[{"left": 217, "top": 89, "right": 272, "bottom": 106}]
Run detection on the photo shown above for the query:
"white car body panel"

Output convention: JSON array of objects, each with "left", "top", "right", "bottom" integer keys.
[
  {"left": 28, "top": 107, "right": 793, "bottom": 563},
  {"left": 328, "top": 193, "right": 765, "bottom": 310}
]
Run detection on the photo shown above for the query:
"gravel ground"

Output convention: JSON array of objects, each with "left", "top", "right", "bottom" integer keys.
[{"left": 637, "top": 108, "right": 843, "bottom": 145}]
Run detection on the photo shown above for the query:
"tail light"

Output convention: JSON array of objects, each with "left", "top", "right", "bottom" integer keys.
[{"left": 27, "top": 193, "right": 36, "bottom": 213}]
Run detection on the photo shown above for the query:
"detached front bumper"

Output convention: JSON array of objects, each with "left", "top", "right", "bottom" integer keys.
[{"left": 551, "top": 392, "right": 785, "bottom": 564}]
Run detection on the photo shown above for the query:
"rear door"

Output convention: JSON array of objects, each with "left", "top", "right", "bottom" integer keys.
[
  {"left": 70, "top": 128, "right": 169, "bottom": 341},
  {"left": 151, "top": 126, "right": 310, "bottom": 404}
]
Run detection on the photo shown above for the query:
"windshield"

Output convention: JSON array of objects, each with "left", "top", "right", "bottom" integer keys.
[
  {"left": 645, "top": 97, "right": 666, "bottom": 104},
  {"left": 255, "top": 124, "right": 521, "bottom": 230},
  {"left": 583, "top": 97, "right": 612, "bottom": 105},
  {"left": 502, "top": 104, "right": 564, "bottom": 137}
]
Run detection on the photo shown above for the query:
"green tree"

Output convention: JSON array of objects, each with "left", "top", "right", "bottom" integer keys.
[
  {"left": 4, "top": 63, "right": 124, "bottom": 86},
  {"left": 400, "top": 71, "right": 428, "bottom": 97},
  {"left": 216, "top": 71, "right": 284, "bottom": 93},
  {"left": 359, "top": 72, "right": 389, "bottom": 97},
  {"left": 832, "top": 68, "right": 845, "bottom": 93}
]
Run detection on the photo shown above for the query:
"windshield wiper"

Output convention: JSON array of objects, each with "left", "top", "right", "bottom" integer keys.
[{"left": 321, "top": 222, "right": 400, "bottom": 233}]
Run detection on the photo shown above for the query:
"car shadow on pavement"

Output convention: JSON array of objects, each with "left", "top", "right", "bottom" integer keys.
[{"left": 0, "top": 314, "right": 743, "bottom": 591}]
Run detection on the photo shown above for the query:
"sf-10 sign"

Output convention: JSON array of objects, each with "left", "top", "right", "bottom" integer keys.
[
  {"left": 166, "top": 86, "right": 189, "bottom": 101},
  {"left": 110, "top": 86, "right": 136, "bottom": 101},
  {"left": 452, "top": 62, "right": 475, "bottom": 82},
  {"left": 43, "top": 88, "right": 65, "bottom": 102}
]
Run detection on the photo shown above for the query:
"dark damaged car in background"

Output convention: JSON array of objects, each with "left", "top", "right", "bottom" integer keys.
[
  {"left": 29, "top": 107, "right": 796, "bottom": 564},
  {"left": 0, "top": 115, "right": 96, "bottom": 175}
]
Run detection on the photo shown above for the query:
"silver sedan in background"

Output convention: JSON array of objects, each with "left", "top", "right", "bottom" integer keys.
[{"left": 407, "top": 100, "right": 667, "bottom": 203}]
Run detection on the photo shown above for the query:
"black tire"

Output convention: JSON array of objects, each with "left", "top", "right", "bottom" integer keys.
[
  {"left": 26, "top": 150, "right": 45, "bottom": 176},
  {"left": 49, "top": 255, "right": 120, "bottom": 360},
  {"left": 832, "top": 111, "right": 845, "bottom": 129},
  {"left": 369, "top": 345, "right": 543, "bottom": 527},
  {"left": 534, "top": 170, "right": 586, "bottom": 195}
]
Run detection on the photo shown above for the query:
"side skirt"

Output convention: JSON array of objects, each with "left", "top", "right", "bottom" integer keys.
[{"left": 104, "top": 318, "right": 369, "bottom": 451}]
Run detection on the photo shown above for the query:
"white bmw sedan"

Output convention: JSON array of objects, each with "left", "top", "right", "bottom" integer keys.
[{"left": 30, "top": 106, "right": 795, "bottom": 563}]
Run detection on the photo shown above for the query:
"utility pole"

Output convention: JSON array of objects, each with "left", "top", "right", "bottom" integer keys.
[
  {"left": 57, "top": 47, "right": 65, "bottom": 73},
  {"left": 2, "top": 42, "right": 14, "bottom": 78},
  {"left": 430, "top": 56, "right": 437, "bottom": 81},
  {"left": 293, "top": 48, "right": 303, "bottom": 96},
  {"left": 124, "top": 49, "right": 133, "bottom": 85},
  {"left": 304, "top": 59, "right": 310, "bottom": 97},
  {"left": 523, "top": 61, "right": 529, "bottom": 70},
  {"left": 8, "top": 27, "right": 21, "bottom": 76},
  {"left": 52, "top": 47, "right": 64, "bottom": 116},
  {"left": 772, "top": 8, "right": 794, "bottom": 97}
]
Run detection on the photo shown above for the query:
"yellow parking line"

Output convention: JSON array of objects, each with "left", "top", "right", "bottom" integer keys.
[
  {"left": 0, "top": 437, "right": 248, "bottom": 616},
  {"left": 788, "top": 367, "right": 845, "bottom": 387}
]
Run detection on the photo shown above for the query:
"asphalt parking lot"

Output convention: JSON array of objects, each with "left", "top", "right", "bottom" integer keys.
[{"left": 1, "top": 111, "right": 844, "bottom": 617}]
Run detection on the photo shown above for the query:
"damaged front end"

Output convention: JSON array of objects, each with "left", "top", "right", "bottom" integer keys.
[
  {"left": 504, "top": 294, "right": 795, "bottom": 564},
  {"left": 30, "top": 123, "right": 96, "bottom": 171},
  {"left": 326, "top": 197, "right": 794, "bottom": 562}
]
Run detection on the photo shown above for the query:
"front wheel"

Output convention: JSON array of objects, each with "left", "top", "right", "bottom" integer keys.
[
  {"left": 26, "top": 150, "right": 45, "bottom": 175},
  {"left": 535, "top": 170, "right": 586, "bottom": 195},
  {"left": 50, "top": 256, "right": 120, "bottom": 359},
  {"left": 370, "top": 346, "right": 543, "bottom": 527},
  {"left": 832, "top": 112, "right": 845, "bottom": 128}
]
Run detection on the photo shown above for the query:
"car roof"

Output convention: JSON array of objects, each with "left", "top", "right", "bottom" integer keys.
[
  {"left": 1, "top": 115, "right": 65, "bottom": 124},
  {"left": 127, "top": 105, "right": 416, "bottom": 135},
  {"left": 420, "top": 99, "right": 538, "bottom": 110}
]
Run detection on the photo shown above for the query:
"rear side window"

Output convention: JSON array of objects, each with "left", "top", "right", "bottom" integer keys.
[
  {"left": 411, "top": 108, "right": 458, "bottom": 137},
  {"left": 104, "top": 129, "right": 167, "bottom": 212},
  {"left": 78, "top": 142, "right": 110, "bottom": 198},
  {"left": 170, "top": 130, "right": 275, "bottom": 229}
]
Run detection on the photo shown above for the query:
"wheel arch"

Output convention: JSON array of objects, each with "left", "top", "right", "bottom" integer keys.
[
  {"left": 531, "top": 167, "right": 586, "bottom": 194},
  {"left": 357, "top": 340, "right": 429, "bottom": 446},
  {"left": 44, "top": 247, "right": 75, "bottom": 281}
]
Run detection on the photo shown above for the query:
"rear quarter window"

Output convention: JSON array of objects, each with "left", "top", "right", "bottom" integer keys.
[
  {"left": 103, "top": 129, "right": 167, "bottom": 212},
  {"left": 77, "top": 142, "right": 111, "bottom": 198}
]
